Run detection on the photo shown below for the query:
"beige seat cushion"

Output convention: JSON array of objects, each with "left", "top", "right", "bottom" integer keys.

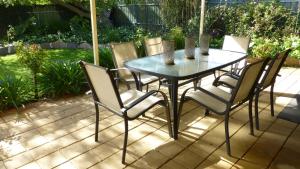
[
  {"left": 218, "top": 75, "right": 238, "bottom": 88},
  {"left": 186, "top": 85, "right": 231, "bottom": 114},
  {"left": 121, "top": 90, "right": 162, "bottom": 119}
]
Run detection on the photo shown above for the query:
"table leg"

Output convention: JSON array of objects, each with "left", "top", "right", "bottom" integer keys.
[{"left": 169, "top": 79, "right": 178, "bottom": 139}]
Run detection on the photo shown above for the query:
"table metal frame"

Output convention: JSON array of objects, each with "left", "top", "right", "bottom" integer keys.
[{"left": 125, "top": 48, "right": 246, "bottom": 139}]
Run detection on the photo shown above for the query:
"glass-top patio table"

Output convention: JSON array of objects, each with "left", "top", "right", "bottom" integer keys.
[{"left": 125, "top": 48, "right": 247, "bottom": 139}]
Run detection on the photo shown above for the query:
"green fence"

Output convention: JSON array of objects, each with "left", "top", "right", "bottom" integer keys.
[
  {"left": 113, "top": 0, "right": 300, "bottom": 30},
  {"left": 0, "top": 5, "right": 75, "bottom": 38}
]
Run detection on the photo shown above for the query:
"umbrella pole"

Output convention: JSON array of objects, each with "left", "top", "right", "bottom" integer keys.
[
  {"left": 199, "top": 0, "right": 206, "bottom": 38},
  {"left": 90, "top": 0, "right": 99, "bottom": 65}
]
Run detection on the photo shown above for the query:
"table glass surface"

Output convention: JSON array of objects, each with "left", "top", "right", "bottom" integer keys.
[{"left": 125, "top": 48, "right": 246, "bottom": 79}]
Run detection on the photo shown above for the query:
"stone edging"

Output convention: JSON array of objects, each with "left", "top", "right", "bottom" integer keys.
[{"left": 0, "top": 40, "right": 110, "bottom": 56}]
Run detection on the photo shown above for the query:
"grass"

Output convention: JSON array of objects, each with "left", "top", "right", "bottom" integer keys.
[{"left": 0, "top": 49, "right": 93, "bottom": 78}]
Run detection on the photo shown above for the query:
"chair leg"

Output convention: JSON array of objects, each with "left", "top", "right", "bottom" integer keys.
[
  {"left": 248, "top": 97, "right": 254, "bottom": 135},
  {"left": 270, "top": 83, "right": 275, "bottom": 116},
  {"left": 255, "top": 91, "right": 260, "bottom": 130},
  {"left": 193, "top": 80, "right": 198, "bottom": 90},
  {"left": 165, "top": 103, "right": 173, "bottom": 138},
  {"left": 168, "top": 84, "right": 172, "bottom": 101},
  {"left": 122, "top": 118, "right": 129, "bottom": 164},
  {"left": 224, "top": 113, "right": 231, "bottom": 156},
  {"left": 177, "top": 98, "right": 185, "bottom": 131},
  {"left": 157, "top": 79, "right": 161, "bottom": 91},
  {"left": 205, "top": 109, "right": 210, "bottom": 116},
  {"left": 95, "top": 103, "right": 100, "bottom": 142}
]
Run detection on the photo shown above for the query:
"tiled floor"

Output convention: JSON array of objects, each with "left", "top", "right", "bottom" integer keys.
[{"left": 0, "top": 67, "right": 300, "bottom": 169}]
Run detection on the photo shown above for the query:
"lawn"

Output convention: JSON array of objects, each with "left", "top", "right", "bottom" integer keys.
[{"left": 0, "top": 49, "right": 93, "bottom": 78}]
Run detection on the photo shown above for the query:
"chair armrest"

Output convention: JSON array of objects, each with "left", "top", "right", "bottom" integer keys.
[
  {"left": 123, "top": 90, "right": 157, "bottom": 110},
  {"left": 111, "top": 67, "right": 140, "bottom": 89}
]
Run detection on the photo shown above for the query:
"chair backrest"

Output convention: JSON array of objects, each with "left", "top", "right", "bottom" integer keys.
[
  {"left": 261, "top": 49, "right": 292, "bottom": 88},
  {"left": 231, "top": 58, "right": 269, "bottom": 104},
  {"left": 79, "top": 61, "right": 123, "bottom": 113},
  {"left": 110, "top": 42, "right": 138, "bottom": 77},
  {"left": 144, "top": 37, "right": 163, "bottom": 56},
  {"left": 222, "top": 35, "right": 250, "bottom": 53}
]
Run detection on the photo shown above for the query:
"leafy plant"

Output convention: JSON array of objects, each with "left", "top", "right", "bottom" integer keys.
[
  {"left": 16, "top": 42, "right": 46, "bottom": 99},
  {"left": 83, "top": 47, "right": 114, "bottom": 68},
  {"left": 0, "top": 72, "right": 26, "bottom": 112},
  {"left": 6, "top": 25, "right": 16, "bottom": 44},
  {"left": 283, "top": 35, "right": 300, "bottom": 59},
  {"left": 39, "top": 60, "right": 86, "bottom": 98},
  {"left": 165, "top": 26, "right": 185, "bottom": 50},
  {"left": 250, "top": 38, "right": 282, "bottom": 58}
]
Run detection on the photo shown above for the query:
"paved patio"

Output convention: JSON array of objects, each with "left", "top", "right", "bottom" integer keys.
[{"left": 0, "top": 67, "right": 300, "bottom": 169}]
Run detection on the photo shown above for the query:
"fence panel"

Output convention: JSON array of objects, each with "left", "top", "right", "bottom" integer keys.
[{"left": 114, "top": 0, "right": 300, "bottom": 30}]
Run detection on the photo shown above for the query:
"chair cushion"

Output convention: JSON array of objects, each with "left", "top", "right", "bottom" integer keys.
[
  {"left": 121, "top": 90, "right": 162, "bottom": 119},
  {"left": 186, "top": 85, "right": 231, "bottom": 114},
  {"left": 218, "top": 75, "right": 238, "bottom": 88}
]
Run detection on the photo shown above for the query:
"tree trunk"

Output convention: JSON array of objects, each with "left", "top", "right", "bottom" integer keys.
[{"left": 51, "top": 0, "right": 91, "bottom": 18}]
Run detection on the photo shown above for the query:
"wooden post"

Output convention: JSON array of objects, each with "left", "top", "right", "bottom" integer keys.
[
  {"left": 199, "top": 0, "right": 206, "bottom": 40},
  {"left": 90, "top": 0, "right": 99, "bottom": 65}
]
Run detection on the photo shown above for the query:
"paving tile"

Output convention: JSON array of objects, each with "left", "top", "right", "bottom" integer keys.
[
  {"left": 3, "top": 151, "right": 34, "bottom": 169},
  {"left": 29, "top": 141, "right": 61, "bottom": 160},
  {"left": 89, "top": 151, "right": 136, "bottom": 169},
  {"left": 159, "top": 160, "right": 188, "bottom": 169},
  {"left": 130, "top": 150, "right": 168, "bottom": 169},
  {"left": 242, "top": 121, "right": 295, "bottom": 167},
  {"left": 36, "top": 151, "right": 67, "bottom": 169},
  {"left": 0, "top": 161, "right": 6, "bottom": 169},
  {"left": 18, "top": 162, "right": 41, "bottom": 169},
  {"left": 60, "top": 141, "right": 89, "bottom": 160},
  {"left": 233, "top": 159, "right": 265, "bottom": 169},
  {"left": 173, "top": 148, "right": 203, "bottom": 169},
  {"left": 157, "top": 141, "right": 185, "bottom": 158},
  {"left": 196, "top": 157, "right": 234, "bottom": 169},
  {"left": 69, "top": 151, "right": 101, "bottom": 168},
  {"left": 53, "top": 162, "right": 78, "bottom": 169},
  {"left": 269, "top": 147, "right": 300, "bottom": 169},
  {"left": 89, "top": 143, "right": 119, "bottom": 161}
]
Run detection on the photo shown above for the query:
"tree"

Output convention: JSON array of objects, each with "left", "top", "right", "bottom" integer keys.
[{"left": 0, "top": 0, "right": 117, "bottom": 19}]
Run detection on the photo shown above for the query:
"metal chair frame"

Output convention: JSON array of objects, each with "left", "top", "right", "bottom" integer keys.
[
  {"left": 79, "top": 61, "right": 172, "bottom": 164},
  {"left": 178, "top": 58, "right": 270, "bottom": 156}
]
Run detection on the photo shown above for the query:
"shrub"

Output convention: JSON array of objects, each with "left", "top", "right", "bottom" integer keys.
[
  {"left": 83, "top": 47, "right": 114, "bottom": 68},
  {"left": 0, "top": 72, "right": 27, "bottom": 112},
  {"left": 250, "top": 38, "right": 282, "bottom": 58},
  {"left": 39, "top": 60, "right": 87, "bottom": 98},
  {"left": 16, "top": 42, "right": 46, "bottom": 99},
  {"left": 283, "top": 35, "right": 300, "bottom": 59}
]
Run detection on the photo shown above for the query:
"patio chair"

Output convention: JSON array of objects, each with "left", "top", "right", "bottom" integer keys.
[
  {"left": 79, "top": 61, "right": 172, "bottom": 164},
  {"left": 110, "top": 41, "right": 160, "bottom": 91},
  {"left": 213, "top": 49, "right": 292, "bottom": 129},
  {"left": 144, "top": 37, "right": 163, "bottom": 56},
  {"left": 178, "top": 58, "right": 270, "bottom": 155},
  {"left": 218, "top": 35, "right": 250, "bottom": 75}
]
